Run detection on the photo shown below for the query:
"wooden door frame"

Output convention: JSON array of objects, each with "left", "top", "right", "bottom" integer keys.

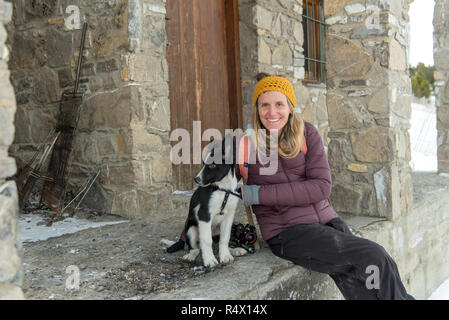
[
  {"left": 224, "top": 0, "right": 243, "bottom": 130},
  {"left": 166, "top": 0, "right": 243, "bottom": 190}
]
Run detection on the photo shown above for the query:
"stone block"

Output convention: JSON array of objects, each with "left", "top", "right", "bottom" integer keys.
[
  {"left": 396, "top": 96, "right": 412, "bottom": 122},
  {"left": 80, "top": 63, "right": 96, "bottom": 77},
  {"left": 348, "top": 163, "right": 368, "bottom": 173},
  {"left": 326, "top": 15, "right": 347, "bottom": 25},
  {"left": 29, "top": 108, "right": 58, "bottom": 144},
  {"left": 45, "top": 28, "right": 73, "bottom": 68},
  {"left": 388, "top": 39, "right": 407, "bottom": 71},
  {"left": 329, "top": 183, "right": 364, "bottom": 215},
  {"left": 97, "top": 59, "right": 119, "bottom": 73},
  {"left": 328, "top": 138, "right": 354, "bottom": 172},
  {"left": 437, "top": 106, "right": 449, "bottom": 127},
  {"left": 292, "top": 20, "right": 303, "bottom": 45},
  {"left": 258, "top": 38, "right": 272, "bottom": 65},
  {"left": 272, "top": 14, "right": 282, "bottom": 38},
  {"left": 324, "top": 0, "right": 351, "bottom": 17},
  {"left": 373, "top": 166, "right": 392, "bottom": 219},
  {"left": 272, "top": 42, "right": 292, "bottom": 66},
  {"left": 25, "top": 0, "right": 58, "bottom": 17},
  {"left": 350, "top": 127, "right": 393, "bottom": 163},
  {"left": 368, "top": 87, "right": 389, "bottom": 115},
  {"left": 71, "top": 132, "right": 99, "bottom": 165},
  {"left": 131, "top": 128, "right": 163, "bottom": 154},
  {"left": 294, "top": 67, "right": 304, "bottom": 80},
  {"left": 253, "top": 5, "right": 273, "bottom": 30},
  {"left": 435, "top": 49, "right": 449, "bottom": 71},
  {"left": 9, "top": 33, "right": 37, "bottom": 69},
  {"left": 0, "top": 1, "right": 12, "bottom": 24},
  {"left": 12, "top": 106, "right": 31, "bottom": 144},
  {"left": 348, "top": 89, "right": 372, "bottom": 97},
  {"left": 0, "top": 157, "right": 16, "bottom": 179},
  {"left": 339, "top": 79, "right": 367, "bottom": 88},
  {"left": 58, "top": 68, "right": 74, "bottom": 88},
  {"left": 327, "top": 93, "right": 361, "bottom": 130},
  {"left": 129, "top": 54, "right": 164, "bottom": 82},
  {"left": 434, "top": 0, "right": 449, "bottom": 27},
  {"left": 438, "top": 144, "right": 449, "bottom": 162},
  {"left": 344, "top": 3, "right": 365, "bottom": 15},
  {"left": 101, "top": 161, "right": 144, "bottom": 189},
  {"left": 138, "top": 186, "right": 173, "bottom": 215},
  {"left": 92, "top": 13, "right": 128, "bottom": 58},
  {"left": 0, "top": 283, "right": 24, "bottom": 300},
  {"left": 111, "top": 189, "right": 140, "bottom": 219},
  {"left": 350, "top": 26, "right": 387, "bottom": 39},
  {"left": 151, "top": 151, "right": 171, "bottom": 183},
  {"left": 0, "top": 181, "right": 22, "bottom": 285},
  {"left": 142, "top": 14, "right": 165, "bottom": 53},
  {"left": 33, "top": 67, "right": 61, "bottom": 104},
  {"left": 79, "top": 85, "right": 143, "bottom": 130},
  {"left": 0, "top": 106, "right": 14, "bottom": 147},
  {"left": 326, "top": 35, "right": 374, "bottom": 78},
  {"left": 147, "top": 96, "right": 170, "bottom": 132}
]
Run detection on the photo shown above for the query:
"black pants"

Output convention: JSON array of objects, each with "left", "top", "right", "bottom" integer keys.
[{"left": 267, "top": 218, "right": 415, "bottom": 300}]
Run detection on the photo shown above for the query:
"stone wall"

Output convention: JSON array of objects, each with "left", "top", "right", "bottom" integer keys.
[
  {"left": 238, "top": 0, "right": 329, "bottom": 143},
  {"left": 7, "top": 0, "right": 172, "bottom": 218},
  {"left": 434, "top": 0, "right": 449, "bottom": 174},
  {"left": 0, "top": 0, "right": 24, "bottom": 300},
  {"left": 325, "top": 0, "right": 413, "bottom": 219}
]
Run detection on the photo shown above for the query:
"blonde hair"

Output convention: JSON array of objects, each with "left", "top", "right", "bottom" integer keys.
[{"left": 253, "top": 73, "right": 304, "bottom": 159}]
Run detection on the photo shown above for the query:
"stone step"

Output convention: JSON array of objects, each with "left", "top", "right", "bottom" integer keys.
[{"left": 147, "top": 245, "right": 344, "bottom": 300}]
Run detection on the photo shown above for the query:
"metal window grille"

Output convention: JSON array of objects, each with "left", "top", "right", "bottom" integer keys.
[{"left": 302, "top": 0, "right": 326, "bottom": 84}]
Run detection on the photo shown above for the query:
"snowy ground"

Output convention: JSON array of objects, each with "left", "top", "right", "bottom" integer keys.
[
  {"left": 409, "top": 97, "right": 449, "bottom": 300},
  {"left": 409, "top": 100, "right": 438, "bottom": 172},
  {"left": 18, "top": 98, "right": 448, "bottom": 299},
  {"left": 19, "top": 213, "right": 128, "bottom": 243}
]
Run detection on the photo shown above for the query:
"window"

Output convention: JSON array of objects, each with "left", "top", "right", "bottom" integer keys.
[{"left": 302, "top": 0, "right": 326, "bottom": 84}]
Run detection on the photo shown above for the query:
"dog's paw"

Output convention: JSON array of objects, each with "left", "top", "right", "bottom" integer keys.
[
  {"left": 219, "top": 247, "right": 234, "bottom": 264},
  {"left": 219, "top": 253, "right": 234, "bottom": 264},
  {"left": 182, "top": 249, "right": 200, "bottom": 262},
  {"left": 202, "top": 254, "right": 219, "bottom": 268},
  {"left": 229, "top": 247, "right": 248, "bottom": 257}
]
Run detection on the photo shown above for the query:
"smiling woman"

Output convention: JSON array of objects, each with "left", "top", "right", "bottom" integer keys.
[{"left": 252, "top": 73, "right": 305, "bottom": 160}]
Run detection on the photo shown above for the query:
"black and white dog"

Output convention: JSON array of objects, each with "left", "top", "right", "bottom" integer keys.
[{"left": 162, "top": 137, "right": 248, "bottom": 267}]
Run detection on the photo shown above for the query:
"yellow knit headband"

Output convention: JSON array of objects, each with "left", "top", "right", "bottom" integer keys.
[{"left": 253, "top": 76, "right": 296, "bottom": 107}]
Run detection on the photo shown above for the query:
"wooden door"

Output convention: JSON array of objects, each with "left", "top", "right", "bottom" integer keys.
[{"left": 166, "top": 0, "right": 242, "bottom": 190}]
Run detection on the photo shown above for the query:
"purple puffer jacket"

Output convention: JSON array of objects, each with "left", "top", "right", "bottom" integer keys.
[{"left": 239, "top": 121, "right": 339, "bottom": 241}]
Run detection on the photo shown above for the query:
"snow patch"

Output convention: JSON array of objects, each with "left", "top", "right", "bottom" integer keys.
[{"left": 20, "top": 214, "right": 128, "bottom": 243}]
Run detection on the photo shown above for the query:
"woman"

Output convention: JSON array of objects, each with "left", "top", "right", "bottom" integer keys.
[{"left": 239, "top": 73, "right": 414, "bottom": 300}]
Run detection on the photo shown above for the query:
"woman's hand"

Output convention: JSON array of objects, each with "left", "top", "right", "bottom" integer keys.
[{"left": 241, "top": 185, "right": 261, "bottom": 206}]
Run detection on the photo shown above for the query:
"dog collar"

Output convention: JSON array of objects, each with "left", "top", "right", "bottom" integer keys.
[{"left": 212, "top": 186, "right": 242, "bottom": 215}]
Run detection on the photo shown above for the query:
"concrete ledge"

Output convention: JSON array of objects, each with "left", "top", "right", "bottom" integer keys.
[
  {"left": 149, "top": 172, "right": 449, "bottom": 300},
  {"left": 148, "top": 244, "right": 342, "bottom": 300}
]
